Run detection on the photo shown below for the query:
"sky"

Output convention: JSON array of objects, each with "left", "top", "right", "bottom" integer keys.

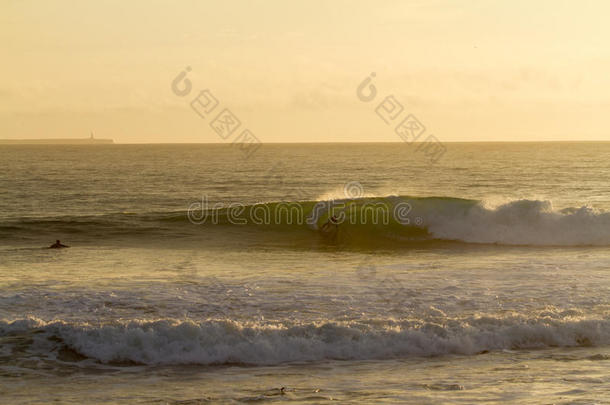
[{"left": 1, "top": 0, "right": 610, "bottom": 143}]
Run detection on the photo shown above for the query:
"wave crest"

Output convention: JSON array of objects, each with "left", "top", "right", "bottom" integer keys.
[
  {"left": 424, "top": 199, "right": 610, "bottom": 245},
  {"left": 2, "top": 316, "right": 609, "bottom": 366},
  {"left": 3, "top": 196, "right": 610, "bottom": 247}
]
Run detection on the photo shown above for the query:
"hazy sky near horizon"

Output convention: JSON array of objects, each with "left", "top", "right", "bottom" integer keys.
[{"left": 2, "top": 0, "right": 610, "bottom": 142}]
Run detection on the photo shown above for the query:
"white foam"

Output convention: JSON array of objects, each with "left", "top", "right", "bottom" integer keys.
[
  {"left": 423, "top": 199, "right": 610, "bottom": 246},
  {"left": 2, "top": 316, "right": 608, "bottom": 366}
]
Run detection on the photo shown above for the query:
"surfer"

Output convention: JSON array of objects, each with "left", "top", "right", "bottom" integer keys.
[
  {"left": 320, "top": 215, "right": 339, "bottom": 233},
  {"left": 49, "top": 240, "right": 69, "bottom": 249}
]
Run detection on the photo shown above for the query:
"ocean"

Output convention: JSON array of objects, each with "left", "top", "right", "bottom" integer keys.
[{"left": 1, "top": 143, "right": 609, "bottom": 404}]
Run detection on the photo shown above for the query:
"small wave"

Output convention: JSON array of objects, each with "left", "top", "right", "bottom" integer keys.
[{"left": 2, "top": 316, "right": 608, "bottom": 366}]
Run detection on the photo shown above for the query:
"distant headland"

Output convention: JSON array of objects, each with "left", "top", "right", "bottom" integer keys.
[{"left": 0, "top": 133, "right": 114, "bottom": 145}]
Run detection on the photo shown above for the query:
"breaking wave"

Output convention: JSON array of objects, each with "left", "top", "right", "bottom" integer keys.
[
  {"left": 2, "top": 196, "right": 610, "bottom": 246},
  {"left": 1, "top": 316, "right": 608, "bottom": 366}
]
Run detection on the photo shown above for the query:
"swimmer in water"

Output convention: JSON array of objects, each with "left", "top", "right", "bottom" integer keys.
[{"left": 49, "top": 240, "right": 69, "bottom": 249}]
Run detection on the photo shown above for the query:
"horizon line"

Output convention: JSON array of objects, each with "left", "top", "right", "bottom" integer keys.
[{"left": 2, "top": 140, "right": 610, "bottom": 144}]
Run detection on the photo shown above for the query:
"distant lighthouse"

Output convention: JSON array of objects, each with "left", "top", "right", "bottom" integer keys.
[{"left": 0, "top": 131, "right": 113, "bottom": 144}]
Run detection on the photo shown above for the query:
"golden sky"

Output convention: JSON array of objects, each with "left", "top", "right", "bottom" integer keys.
[{"left": 2, "top": 0, "right": 610, "bottom": 142}]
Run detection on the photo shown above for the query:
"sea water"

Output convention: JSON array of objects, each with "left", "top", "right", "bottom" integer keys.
[{"left": 0, "top": 143, "right": 609, "bottom": 403}]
